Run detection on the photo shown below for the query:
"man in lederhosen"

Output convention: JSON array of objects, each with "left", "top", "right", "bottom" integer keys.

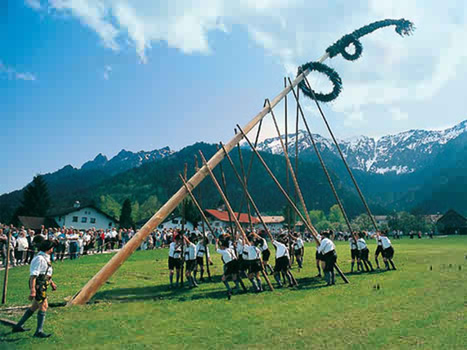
[{"left": 13, "top": 240, "right": 57, "bottom": 338}]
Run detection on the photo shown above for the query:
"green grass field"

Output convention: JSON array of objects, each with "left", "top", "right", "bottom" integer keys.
[{"left": 1, "top": 237, "right": 466, "bottom": 349}]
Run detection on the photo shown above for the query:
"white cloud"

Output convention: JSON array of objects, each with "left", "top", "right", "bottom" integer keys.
[
  {"left": 28, "top": 1, "right": 467, "bottom": 135},
  {"left": 25, "top": 0, "right": 42, "bottom": 9},
  {"left": 0, "top": 60, "right": 37, "bottom": 81},
  {"left": 102, "top": 65, "right": 112, "bottom": 80},
  {"left": 390, "top": 107, "right": 408, "bottom": 121}
]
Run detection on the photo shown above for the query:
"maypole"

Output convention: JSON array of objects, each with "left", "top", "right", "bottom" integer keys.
[{"left": 68, "top": 18, "right": 414, "bottom": 305}]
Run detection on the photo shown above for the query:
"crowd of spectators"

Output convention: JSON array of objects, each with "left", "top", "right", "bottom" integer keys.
[{"left": 0, "top": 223, "right": 221, "bottom": 268}]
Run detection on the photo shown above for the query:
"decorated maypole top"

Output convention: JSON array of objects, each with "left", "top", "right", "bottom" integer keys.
[{"left": 298, "top": 18, "right": 415, "bottom": 102}]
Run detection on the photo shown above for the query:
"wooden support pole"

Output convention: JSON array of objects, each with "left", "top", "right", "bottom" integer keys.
[
  {"left": 216, "top": 146, "right": 235, "bottom": 236},
  {"left": 199, "top": 151, "right": 274, "bottom": 292},
  {"left": 235, "top": 142, "right": 254, "bottom": 233},
  {"left": 2, "top": 230, "right": 12, "bottom": 304},
  {"left": 294, "top": 86, "right": 300, "bottom": 231},
  {"left": 266, "top": 99, "right": 313, "bottom": 229},
  {"left": 68, "top": 53, "right": 330, "bottom": 306},
  {"left": 301, "top": 74, "right": 379, "bottom": 232},
  {"left": 234, "top": 118, "right": 264, "bottom": 228},
  {"left": 194, "top": 157, "right": 212, "bottom": 280},
  {"left": 286, "top": 77, "right": 355, "bottom": 237},
  {"left": 237, "top": 125, "right": 349, "bottom": 284},
  {"left": 221, "top": 144, "right": 277, "bottom": 291},
  {"left": 180, "top": 174, "right": 214, "bottom": 280}
]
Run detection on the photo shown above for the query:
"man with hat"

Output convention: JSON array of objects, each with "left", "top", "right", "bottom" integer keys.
[{"left": 13, "top": 239, "right": 57, "bottom": 338}]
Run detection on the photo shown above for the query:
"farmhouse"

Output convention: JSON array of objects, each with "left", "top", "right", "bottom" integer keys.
[
  {"left": 156, "top": 215, "right": 194, "bottom": 231},
  {"left": 205, "top": 209, "right": 260, "bottom": 232},
  {"left": 260, "top": 216, "right": 285, "bottom": 234},
  {"left": 51, "top": 202, "right": 118, "bottom": 230},
  {"left": 436, "top": 209, "right": 467, "bottom": 235}
]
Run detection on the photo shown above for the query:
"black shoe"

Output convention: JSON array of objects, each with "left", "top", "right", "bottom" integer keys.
[
  {"left": 12, "top": 326, "right": 30, "bottom": 333},
  {"left": 227, "top": 291, "right": 232, "bottom": 300},
  {"left": 33, "top": 331, "right": 52, "bottom": 338}
]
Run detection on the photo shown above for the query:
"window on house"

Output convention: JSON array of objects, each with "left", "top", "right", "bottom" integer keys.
[
  {"left": 172, "top": 219, "right": 179, "bottom": 224},
  {"left": 82, "top": 217, "right": 87, "bottom": 223},
  {"left": 72, "top": 216, "right": 78, "bottom": 222},
  {"left": 158, "top": 224, "right": 163, "bottom": 229},
  {"left": 215, "top": 222, "right": 220, "bottom": 227},
  {"left": 109, "top": 222, "right": 113, "bottom": 227},
  {"left": 90, "top": 218, "right": 96, "bottom": 224}
]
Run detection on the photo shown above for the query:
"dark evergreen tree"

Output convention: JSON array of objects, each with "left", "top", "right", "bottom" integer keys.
[
  {"left": 119, "top": 198, "right": 134, "bottom": 229},
  {"left": 16, "top": 175, "right": 51, "bottom": 218}
]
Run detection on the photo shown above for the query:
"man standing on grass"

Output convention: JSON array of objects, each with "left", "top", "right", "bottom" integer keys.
[{"left": 13, "top": 240, "right": 57, "bottom": 338}]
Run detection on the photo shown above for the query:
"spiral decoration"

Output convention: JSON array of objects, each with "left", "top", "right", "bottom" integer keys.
[{"left": 298, "top": 18, "right": 415, "bottom": 102}]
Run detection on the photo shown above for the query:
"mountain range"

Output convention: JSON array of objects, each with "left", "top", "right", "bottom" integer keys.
[
  {"left": 256, "top": 120, "right": 467, "bottom": 175},
  {"left": 1, "top": 121, "right": 466, "bottom": 223}
]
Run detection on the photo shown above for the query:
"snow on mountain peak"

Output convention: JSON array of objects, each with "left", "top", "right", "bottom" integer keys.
[{"left": 256, "top": 120, "right": 466, "bottom": 175}]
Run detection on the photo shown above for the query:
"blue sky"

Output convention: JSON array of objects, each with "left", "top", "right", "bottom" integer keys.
[{"left": 2, "top": 0, "right": 467, "bottom": 195}]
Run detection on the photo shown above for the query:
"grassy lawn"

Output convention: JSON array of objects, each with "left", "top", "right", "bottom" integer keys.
[{"left": 1, "top": 236, "right": 466, "bottom": 349}]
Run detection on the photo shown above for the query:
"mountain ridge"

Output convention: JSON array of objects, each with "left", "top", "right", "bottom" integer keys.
[{"left": 256, "top": 120, "right": 467, "bottom": 175}]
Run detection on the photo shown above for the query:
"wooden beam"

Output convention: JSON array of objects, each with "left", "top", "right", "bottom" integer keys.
[{"left": 68, "top": 53, "right": 330, "bottom": 306}]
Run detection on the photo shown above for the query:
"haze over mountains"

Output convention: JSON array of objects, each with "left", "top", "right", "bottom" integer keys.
[{"left": 1, "top": 121, "right": 466, "bottom": 223}]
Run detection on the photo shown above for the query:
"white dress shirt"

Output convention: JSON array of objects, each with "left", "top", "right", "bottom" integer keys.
[
  {"left": 30, "top": 252, "right": 53, "bottom": 277},
  {"left": 318, "top": 238, "right": 335, "bottom": 255},
  {"left": 357, "top": 238, "right": 367, "bottom": 251},
  {"left": 272, "top": 240, "right": 290, "bottom": 259},
  {"left": 380, "top": 236, "right": 392, "bottom": 249}
]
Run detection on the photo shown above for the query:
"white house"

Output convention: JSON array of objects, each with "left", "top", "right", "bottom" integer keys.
[
  {"left": 157, "top": 216, "right": 194, "bottom": 231},
  {"left": 260, "top": 216, "right": 285, "bottom": 234},
  {"left": 52, "top": 202, "right": 118, "bottom": 230},
  {"left": 205, "top": 209, "right": 261, "bottom": 234}
]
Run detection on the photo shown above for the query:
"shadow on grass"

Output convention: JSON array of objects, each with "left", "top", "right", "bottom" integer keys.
[
  {"left": 93, "top": 275, "right": 230, "bottom": 303},
  {"left": 92, "top": 271, "right": 356, "bottom": 304}
]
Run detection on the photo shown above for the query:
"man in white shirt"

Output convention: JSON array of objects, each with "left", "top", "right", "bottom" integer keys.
[
  {"left": 195, "top": 236, "right": 209, "bottom": 282},
  {"left": 349, "top": 234, "right": 359, "bottom": 273},
  {"left": 317, "top": 231, "right": 337, "bottom": 286},
  {"left": 292, "top": 233, "right": 304, "bottom": 269},
  {"left": 244, "top": 238, "right": 263, "bottom": 292},
  {"left": 13, "top": 240, "right": 57, "bottom": 338},
  {"left": 380, "top": 231, "right": 396, "bottom": 270},
  {"left": 184, "top": 234, "right": 198, "bottom": 288},
  {"left": 272, "top": 235, "right": 295, "bottom": 288},
  {"left": 357, "top": 232, "right": 374, "bottom": 272},
  {"left": 168, "top": 234, "right": 182, "bottom": 289},
  {"left": 215, "top": 237, "right": 241, "bottom": 300}
]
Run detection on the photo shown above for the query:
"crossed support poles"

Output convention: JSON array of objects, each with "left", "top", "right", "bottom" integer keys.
[{"left": 67, "top": 52, "right": 347, "bottom": 306}]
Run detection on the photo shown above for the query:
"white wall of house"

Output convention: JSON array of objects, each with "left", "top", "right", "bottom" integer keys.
[
  {"left": 261, "top": 222, "right": 284, "bottom": 234},
  {"left": 54, "top": 207, "right": 117, "bottom": 230},
  {"left": 157, "top": 217, "right": 194, "bottom": 231}
]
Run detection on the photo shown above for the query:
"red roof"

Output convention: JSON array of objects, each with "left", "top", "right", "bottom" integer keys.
[{"left": 206, "top": 209, "right": 260, "bottom": 224}]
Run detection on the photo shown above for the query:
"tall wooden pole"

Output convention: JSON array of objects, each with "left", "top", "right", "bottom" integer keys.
[
  {"left": 235, "top": 142, "right": 254, "bottom": 233},
  {"left": 266, "top": 99, "right": 313, "bottom": 228},
  {"left": 2, "top": 230, "right": 12, "bottom": 304},
  {"left": 294, "top": 87, "right": 300, "bottom": 231},
  {"left": 234, "top": 119, "right": 264, "bottom": 227},
  {"left": 237, "top": 125, "right": 349, "bottom": 284},
  {"left": 287, "top": 78, "right": 355, "bottom": 237},
  {"left": 68, "top": 53, "right": 330, "bottom": 306},
  {"left": 199, "top": 151, "right": 274, "bottom": 291},
  {"left": 302, "top": 74, "right": 379, "bottom": 232},
  {"left": 180, "top": 174, "right": 214, "bottom": 280},
  {"left": 194, "top": 157, "right": 212, "bottom": 280},
  {"left": 180, "top": 163, "right": 188, "bottom": 287}
]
